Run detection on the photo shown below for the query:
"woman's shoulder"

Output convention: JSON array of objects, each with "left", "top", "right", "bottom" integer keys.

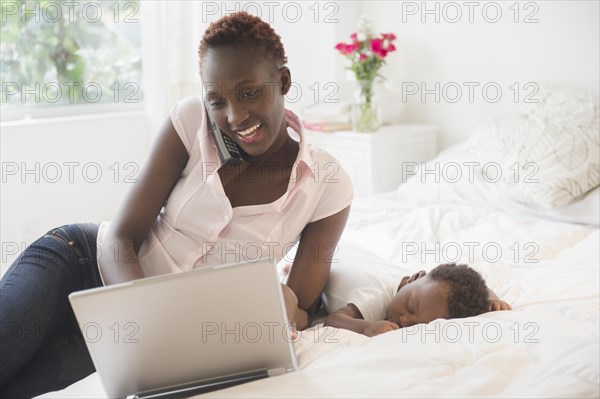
[
  {"left": 169, "top": 96, "right": 206, "bottom": 154},
  {"left": 170, "top": 95, "right": 204, "bottom": 122},
  {"left": 304, "top": 145, "right": 350, "bottom": 182},
  {"left": 305, "top": 144, "right": 343, "bottom": 168}
]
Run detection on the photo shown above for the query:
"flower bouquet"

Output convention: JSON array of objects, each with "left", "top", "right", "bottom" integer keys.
[{"left": 335, "top": 16, "right": 397, "bottom": 132}]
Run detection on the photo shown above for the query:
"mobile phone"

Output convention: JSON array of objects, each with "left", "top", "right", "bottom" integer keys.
[{"left": 204, "top": 105, "right": 245, "bottom": 165}]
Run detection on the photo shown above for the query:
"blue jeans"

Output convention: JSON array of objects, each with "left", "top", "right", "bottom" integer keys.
[{"left": 0, "top": 223, "right": 103, "bottom": 399}]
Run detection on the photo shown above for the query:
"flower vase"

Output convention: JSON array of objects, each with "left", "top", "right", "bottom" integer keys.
[{"left": 351, "top": 79, "right": 382, "bottom": 132}]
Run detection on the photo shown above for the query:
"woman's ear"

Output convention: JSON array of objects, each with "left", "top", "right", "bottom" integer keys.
[{"left": 279, "top": 66, "right": 292, "bottom": 95}]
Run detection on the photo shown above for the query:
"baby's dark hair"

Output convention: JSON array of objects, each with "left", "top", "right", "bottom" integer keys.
[
  {"left": 429, "top": 263, "right": 489, "bottom": 318},
  {"left": 198, "top": 12, "right": 288, "bottom": 71}
]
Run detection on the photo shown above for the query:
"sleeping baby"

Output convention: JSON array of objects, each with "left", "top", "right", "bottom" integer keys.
[{"left": 324, "top": 263, "right": 511, "bottom": 337}]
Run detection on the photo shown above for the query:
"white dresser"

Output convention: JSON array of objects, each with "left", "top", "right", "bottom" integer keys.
[{"left": 304, "top": 124, "right": 438, "bottom": 198}]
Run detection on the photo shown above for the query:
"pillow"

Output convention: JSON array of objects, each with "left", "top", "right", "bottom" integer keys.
[
  {"left": 464, "top": 83, "right": 599, "bottom": 209},
  {"left": 323, "top": 241, "right": 411, "bottom": 314},
  {"left": 397, "top": 143, "right": 600, "bottom": 226}
]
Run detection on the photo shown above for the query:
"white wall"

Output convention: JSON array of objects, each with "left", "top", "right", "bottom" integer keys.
[
  {"left": 1, "top": 113, "right": 150, "bottom": 274},
  {"left": 364, "top": 0, "right": 600, "bottom": 148}
]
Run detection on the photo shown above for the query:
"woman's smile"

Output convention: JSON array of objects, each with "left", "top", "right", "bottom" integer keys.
[{"left": 236, "top": 124, "right": 263, "bottom": 144}]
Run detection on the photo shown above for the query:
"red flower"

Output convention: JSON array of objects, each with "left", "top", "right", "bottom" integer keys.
[
  {"left": 350, "top": 32, "right": 358, "bottom": 42},
  {"left": 370, "top": 39, "right": 388, "bottom": 59},
  {"left": 382, "top": 33, "right": 397, "bottom": 41},
  {"left": 347, "top": 42, "right": 359, "bottom": 53},
  {"left": 359, "top": 53, "right": 367, "bottom": 61},
  {"left": 335, "top": 42, "right": 360, "bottom": 55}
]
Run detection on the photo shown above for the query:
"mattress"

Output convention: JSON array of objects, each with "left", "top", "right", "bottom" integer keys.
[{"left": 38, "top": 189, "right": 599, "bottom": 398}]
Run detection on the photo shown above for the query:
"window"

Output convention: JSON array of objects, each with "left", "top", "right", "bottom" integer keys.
[{"left": 1, "top": 0, "right": 143, "bottom": 121}]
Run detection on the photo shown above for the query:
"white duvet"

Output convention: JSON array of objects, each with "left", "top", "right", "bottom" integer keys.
[{"left": 39, "top": 191, "right": 599, "bottom": 398}]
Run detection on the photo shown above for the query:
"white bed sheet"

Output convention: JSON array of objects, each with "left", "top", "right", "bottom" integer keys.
[{"left": 39, "top": 193, "right": 600, "bottom": 398}]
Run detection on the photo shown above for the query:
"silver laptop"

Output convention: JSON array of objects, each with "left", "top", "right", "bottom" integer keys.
[{"left": 68, "top": 259, "right": 298, "bottom": 398}]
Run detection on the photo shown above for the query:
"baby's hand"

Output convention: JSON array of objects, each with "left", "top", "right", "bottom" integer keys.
[
  {"left": 363, "top": 320, "right": 399, "bottom": 337},
  {"left": 488, "top": 299, "right": 512, "bottom": 311}
]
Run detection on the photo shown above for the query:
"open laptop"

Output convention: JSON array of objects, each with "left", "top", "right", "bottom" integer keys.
[{"left": 68, "top": 259, "right": 298, "bottom": 399}]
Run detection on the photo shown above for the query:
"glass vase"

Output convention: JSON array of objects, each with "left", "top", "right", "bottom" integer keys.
[{"left": 351, "top": 79, "right": 382, "bottom": 132}]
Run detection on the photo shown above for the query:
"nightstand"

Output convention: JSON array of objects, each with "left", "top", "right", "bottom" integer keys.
[{"left": 303, "top": 124, "right": 438, "bottom": 198}]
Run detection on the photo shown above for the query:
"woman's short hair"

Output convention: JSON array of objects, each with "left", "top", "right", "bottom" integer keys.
[{"left": 198, "top": 11, "right": 288, "bottom": 70}]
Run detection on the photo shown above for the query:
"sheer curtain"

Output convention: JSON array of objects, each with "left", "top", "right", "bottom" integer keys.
[{"left": 140, "top": 1, "right": 206, "bottom": 136}]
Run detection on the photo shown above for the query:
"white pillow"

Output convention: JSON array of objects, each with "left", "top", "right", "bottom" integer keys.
[
  {"left": 397, "top": 143, "right": 600, "bottom": 226},
  {"left": 465, "top": 83, "right": 600, "bottom": 209},
  {"left": 323, "top": 241, "right": 411, "bottom": 314}
]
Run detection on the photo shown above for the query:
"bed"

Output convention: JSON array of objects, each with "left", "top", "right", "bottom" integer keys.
[{"left": 38, "top": 84, "right": 599, "bottom": 398}]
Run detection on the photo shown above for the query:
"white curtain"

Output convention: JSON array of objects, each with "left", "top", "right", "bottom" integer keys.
[{"left": 140, "top": 1, "right": 206, "bottom": 136}]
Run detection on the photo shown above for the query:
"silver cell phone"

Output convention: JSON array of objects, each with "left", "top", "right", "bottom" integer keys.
[{"left": 204, "top": 104, "right": 245, "bottom": 165}]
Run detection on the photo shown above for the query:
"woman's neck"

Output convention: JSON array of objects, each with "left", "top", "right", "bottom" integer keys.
[{"left": 245, "top": 131, "right": 299, "bottom": 169}]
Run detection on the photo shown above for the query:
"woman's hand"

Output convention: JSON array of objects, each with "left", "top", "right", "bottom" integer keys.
[
  {"left": 363, "top": 320, "right": 400, "bottom": 337},
  {"left": 284, "top": 108, "right": 303, "bottom": 134},
  {"left": 280, "top": 284, "right": 300, "bottom": 340}
]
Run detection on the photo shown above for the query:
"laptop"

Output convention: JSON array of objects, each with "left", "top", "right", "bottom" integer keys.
[{"left": 68, "top": 259, "right": 298, "bottom": 398}]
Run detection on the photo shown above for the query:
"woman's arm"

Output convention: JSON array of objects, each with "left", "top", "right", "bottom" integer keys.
[
  {"left": 98, "top": 117, "right": 189, "bottom": 285},
  {"left": 285, "top": 205, "right": 351, "bottom": 330}
]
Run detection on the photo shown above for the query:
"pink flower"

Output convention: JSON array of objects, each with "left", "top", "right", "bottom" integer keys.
[
  {"left": 350, "top": 32, "right": 358, "bottom": 42},
  {"left": 335, "top": 43, "right": 350, "bottom": 55},
  {"left": 382, "top": 33, "right": 397, "bottom": 41},
  {"left": 370, "top": 39, "right": 388, "bottom": 59},
  {"left": 347, "top": 42, "right": 359, "bottom": 53},
  {"left": 359, "top": 53, "right": 367, "bottom": 61},
  {"left": 335, "top": 42, "right": 360, "bottom": 55},
  {"left": 334, "top": 43, "right": 346, "bottom": 53}
]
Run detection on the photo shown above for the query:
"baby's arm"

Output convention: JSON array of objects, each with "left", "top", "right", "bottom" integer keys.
[
  {"left": 324, "top": 304, "right": 399, "bottom": 337},
  {"left": 488, "top": 288, "right": 512, "bottom": 311}
]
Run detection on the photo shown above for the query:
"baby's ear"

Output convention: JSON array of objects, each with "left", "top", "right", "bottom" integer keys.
[{"left": 397, "top": 276, "right": 410, "bottom": 292}]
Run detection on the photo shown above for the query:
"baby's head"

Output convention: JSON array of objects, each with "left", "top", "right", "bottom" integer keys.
[{"left": 385, "top": 263, "right": 489, "bottom": 328}]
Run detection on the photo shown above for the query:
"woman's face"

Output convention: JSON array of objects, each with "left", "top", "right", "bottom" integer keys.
[
  {"left": 200, "top": 46, "right": 291, "bottom": 160},
  {"left": 385, "top": 274, "right": 450, "bottom": 328}
]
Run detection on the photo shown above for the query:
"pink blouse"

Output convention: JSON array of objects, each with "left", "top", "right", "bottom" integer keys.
[{"left": 97, "top": 96, "right": 353, "bottom": 279}]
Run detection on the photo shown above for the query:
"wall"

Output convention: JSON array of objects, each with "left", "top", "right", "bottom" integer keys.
[
  {"left": 0, "top": 113, "right": 150, "bottom": 274},
  {"left": 363, "top": 0, "right": 600, "bottom": 148}
]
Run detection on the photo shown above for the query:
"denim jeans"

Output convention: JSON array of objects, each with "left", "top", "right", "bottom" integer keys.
[{"left": 0, "top": 223, "right": 103, "bottom": 399}]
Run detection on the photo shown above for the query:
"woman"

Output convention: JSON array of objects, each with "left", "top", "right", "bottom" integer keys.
[{"left": 0, "top": 12, "right": 353, "bottom": 398}]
